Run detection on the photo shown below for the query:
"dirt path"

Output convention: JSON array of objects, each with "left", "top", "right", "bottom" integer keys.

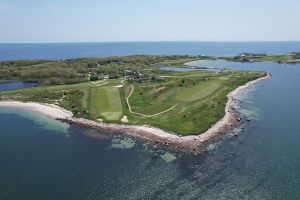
[{"left": 126, "top": 85, "right": 175, "bottom": 118}]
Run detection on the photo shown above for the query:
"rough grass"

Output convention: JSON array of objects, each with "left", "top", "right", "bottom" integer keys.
[{"left": 128, "top": 84, "right": 176, "bottom": 115}]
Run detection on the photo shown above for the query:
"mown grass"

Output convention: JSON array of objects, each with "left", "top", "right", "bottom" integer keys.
[
  {"left": 90, "top": 87, "right": 123, "bottom": 121},
  {"left": 176, "top": 79, "right": 223, "bottom": 102},
  {"left": 0, "top": 56, "right": 267, "bottom": 136},
  {"left": 123, "top": 70, "right": 266, "bottom": 135}
]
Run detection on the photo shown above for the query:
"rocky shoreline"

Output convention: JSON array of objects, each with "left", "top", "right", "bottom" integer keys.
[
  {"left": 61, "top": 73, "right": 271, "bottom": 155},
  {"left": 0, "top": 73, "right": 271, "bottom": 155}
]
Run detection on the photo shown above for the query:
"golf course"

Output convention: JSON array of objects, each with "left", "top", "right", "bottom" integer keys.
[{"left": 0, "top": 55, "right": 266, "bottom": 135}]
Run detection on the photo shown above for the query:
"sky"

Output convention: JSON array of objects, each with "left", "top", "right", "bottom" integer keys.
[{"left": 0, "top": 0, "right": 300, "bottom": 43}]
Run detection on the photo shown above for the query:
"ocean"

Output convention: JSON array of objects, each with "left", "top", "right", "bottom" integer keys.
[
  {"left": 0, "top": 41, "right": 299, "bottom": 61},
  {"left": 0, "top": 42, "right": 300, "bottom": 199}
]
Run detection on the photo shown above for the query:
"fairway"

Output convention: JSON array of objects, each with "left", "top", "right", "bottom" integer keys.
[
  {"left": 0, "top": 55, "right": 266, "bottom": 135},
  {"left": 127, "top": 85, "right": 177, "bottom": 116},
  {"left": 90, "top": 87, "right": 123, "bottom": 120},
  {"left": 176, "top": 80, "right": 223, "bottom": 102}
]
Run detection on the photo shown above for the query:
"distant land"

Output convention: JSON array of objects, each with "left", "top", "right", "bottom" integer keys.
[{"left": 1, "top": 41, "right": 300, "bottom": 61}]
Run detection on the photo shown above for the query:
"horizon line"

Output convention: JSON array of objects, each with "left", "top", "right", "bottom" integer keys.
[{"left": 1, "top": 40, "right": 300, "bottom": 44}]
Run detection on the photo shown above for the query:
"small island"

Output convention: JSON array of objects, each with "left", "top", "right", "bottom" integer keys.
[
  {"left": 220, "top": 52, "right": 300, "bottom": 64},
  {"left": 0, "top": 55, "right": 269, "bottom": 154}
]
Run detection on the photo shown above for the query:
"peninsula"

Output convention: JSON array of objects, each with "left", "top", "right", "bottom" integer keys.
[{"left": 0, "top": 55, "right": 269, "bottom": 153}]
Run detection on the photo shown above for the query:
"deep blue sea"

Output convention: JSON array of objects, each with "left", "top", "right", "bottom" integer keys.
[
  {"left": 0, "top": 41, "right": 299, "bottom": 61},
  {"left": 1, "top": 42, "right": 300, "bottom": 199}
]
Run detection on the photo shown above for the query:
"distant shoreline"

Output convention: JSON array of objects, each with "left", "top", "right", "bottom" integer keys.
[
  {"left": 0, "top": 73, "right": 270, "bottom": 154},
  {"left": 1, "top": 42, "right": 299, "bottom": 62}
]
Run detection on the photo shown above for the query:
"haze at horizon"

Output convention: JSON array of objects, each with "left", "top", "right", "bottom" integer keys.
[{"left": 0, "top": 0, "right": 300, "bottom": 43}]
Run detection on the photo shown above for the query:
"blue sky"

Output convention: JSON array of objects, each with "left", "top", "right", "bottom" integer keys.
[{"left": 0, "top": 0, "right": 299, "bottom": 42}]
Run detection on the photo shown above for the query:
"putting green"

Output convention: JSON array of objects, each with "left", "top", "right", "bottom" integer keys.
[{"left": 90, "top": 87, "right": 123, "bottom": 120}]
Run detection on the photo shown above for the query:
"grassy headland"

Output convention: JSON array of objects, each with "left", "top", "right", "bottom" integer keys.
[{"left": 0, "top": 55, "right": 266, "bottom": 136}]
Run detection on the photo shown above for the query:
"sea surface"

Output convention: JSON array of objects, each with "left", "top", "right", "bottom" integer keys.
[
  {"left": 0, "top": 41, "right": 300, "bottom": 61},
  {"left": 1, "top": 42, "right": 300, "bottom": 199}
]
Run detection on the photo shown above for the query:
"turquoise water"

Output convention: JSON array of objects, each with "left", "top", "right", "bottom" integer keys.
[
  {"left": 0, "top": 108, "right": 70, "bottom": 134},
  {"left": 0, "top": 110, "right": 181, "bottom": 200}
]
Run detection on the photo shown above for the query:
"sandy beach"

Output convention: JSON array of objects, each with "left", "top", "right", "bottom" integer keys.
[
  {"left": 0, "top": 101, "right": 73, "bottom": 119},
  {"left": 0, "top": 73, "right": 270, "bottom": 154}
]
